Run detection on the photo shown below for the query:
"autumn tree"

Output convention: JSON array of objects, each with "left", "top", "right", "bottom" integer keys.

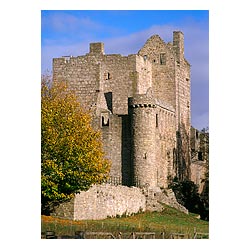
[{"left": 41, "top": 76, "right": 110, "bottom": 215}]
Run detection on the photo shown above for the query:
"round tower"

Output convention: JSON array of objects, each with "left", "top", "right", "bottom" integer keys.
[{"left": 129, "top": 93, "right": 157, "bottom": 188}]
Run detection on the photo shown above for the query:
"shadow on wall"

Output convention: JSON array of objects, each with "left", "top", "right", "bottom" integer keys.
[
  {"left": 176, "top": 121, "right": 191, "bottom": 181},
  {"left": 121, "top": 115, "right": 132, "bottom": 186}
]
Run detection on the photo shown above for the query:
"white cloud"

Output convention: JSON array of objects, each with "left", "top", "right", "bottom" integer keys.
[{"left": 42, "top": 12, "right": 103, "bottom": 34}]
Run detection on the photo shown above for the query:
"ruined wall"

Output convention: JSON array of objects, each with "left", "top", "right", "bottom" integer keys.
[
  {"left": 51, "top": 198, "right": 75, "bottom": 220},
  {"left": 190, "top": 161, "right": 207, "bottom": 194},
  {"left": 52, "top": 184, "right": 146, "bottom": 220},
  {"left": 190, "top": 127, "right": 209, "bottom": 193},
  {"left": 190, "top": 127, "right": 209, "bottom": 164}
]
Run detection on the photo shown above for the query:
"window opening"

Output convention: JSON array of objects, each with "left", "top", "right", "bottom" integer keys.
[
  {"left": 196, "top": 131, "right": 199, "bottom": 139},
  {"left": 198, "top": 152, "right": 203, "bottom": 161},
  {"left": 160, "top": 53, "right": 166, "bottom": 65},
  {"left": 104, "top": 92, "right": 113, "bottom": 112},
  {"left": 106, "top": 72, "right": 111, "bottom": 80},
  {"left": 101, "top": 116, "right": 109, "bottom": 127},
  {"left": 156, "top": 114, "right": 159, "bottom": 128}
]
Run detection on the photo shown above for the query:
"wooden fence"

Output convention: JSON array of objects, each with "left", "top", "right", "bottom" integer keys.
[{"left": 41, "top": 230, "right": 209, "bottom": 239}]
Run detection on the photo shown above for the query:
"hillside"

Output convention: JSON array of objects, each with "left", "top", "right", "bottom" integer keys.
[{"left": 41, "top": 205, "right": 208, "bottom": 239}]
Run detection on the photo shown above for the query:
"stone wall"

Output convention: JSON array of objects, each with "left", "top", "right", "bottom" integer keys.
[
  {"left": 173, "top": 31, "right": 191, "bottom": 180},
  {"left": 190, "top": 161, "right": 207, "bottom": 194},
  {"left": 52, "top": 31, "right": 191, "bottom": 189},
  {"left": 138, "top": 32, "right": 191, "bottom": 182},
  {"left": 155, "top": 105, "right": 176, "bottom": 187},
  {"left": 146, "top": 188, "right": 188, "bottom": 214},
  {"left": 53, "top": 56, "right": 101, "bottom": 110},
  {"left": 190, "top": 127, "right": 209, "bottom": 193},
  {"left": 52, "top": 184, "right": 146, "bottom": 220},
  {"left": 138, "top": 35, "right": 176, "bottom": 109},
  {"left": 50, "top": 198, "right": 75, "bottom": 220}
]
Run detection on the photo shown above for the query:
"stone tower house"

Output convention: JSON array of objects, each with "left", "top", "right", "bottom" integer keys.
[{"left": 53, "top": 31, "right": 191, "bottom": 189}]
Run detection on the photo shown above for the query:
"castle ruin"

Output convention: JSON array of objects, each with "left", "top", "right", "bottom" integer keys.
[{"left": 53, "top": 31, "right": 191, "bottom": 191}]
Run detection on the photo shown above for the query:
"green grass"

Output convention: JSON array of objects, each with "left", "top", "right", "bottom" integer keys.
[{"left": 41, "top": 205, "right": 208, "bottom": 239}]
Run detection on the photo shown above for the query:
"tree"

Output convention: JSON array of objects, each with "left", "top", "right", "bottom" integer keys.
[
  {"left": 200, "top": 127, "right": 209, "bottom": 220},
  {"left": 41, "top": 77, "right": 110, "bottom": 215},
  {"left": 170, "top": 179, "right": 203, "bottom": 215},
  {"left": 171, "top": 127, "right": 209, "bottom": 220}
]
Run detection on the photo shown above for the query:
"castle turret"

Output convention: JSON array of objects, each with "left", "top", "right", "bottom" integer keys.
[{"left": 129, "top": 91, "right": 157, "bottom": 188}]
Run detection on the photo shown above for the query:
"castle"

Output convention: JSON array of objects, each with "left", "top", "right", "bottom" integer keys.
[{"left": 53, "top": 31, "right": 191, "bottom": 191}]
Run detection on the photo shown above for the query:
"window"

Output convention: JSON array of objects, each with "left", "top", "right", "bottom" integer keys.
[
  {"left": 198, "top": 152, "right": 203, "bottom": 161},
  {"left": 105, "top": 72, "right": 111, "bottom": 80},
  {"left": 160, "top": 53, "right": 166, "bottom": 65},
  {"left": 104, "top": 92, "right": 112, "bottom": 112},
  {"left": 101, "top": 116, "right": 109, "bottom": 127},
  {"left": 196, "top": 131, "right": 199, "bottom": 139},
  {"left": 156, "top": 114, "right": 159, "bottom": 128}
]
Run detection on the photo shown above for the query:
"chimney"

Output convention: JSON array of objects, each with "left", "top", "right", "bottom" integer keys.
[
  {"left": 89, "top": 42, "right": 104, "bottom": 54},
  {"left": 173, "top": 31, "right": 184, "bottom": 63}
]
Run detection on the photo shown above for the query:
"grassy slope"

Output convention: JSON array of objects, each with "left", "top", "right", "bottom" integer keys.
[{"left": 41, "top": 205, "right": 208, "bottom": 238}]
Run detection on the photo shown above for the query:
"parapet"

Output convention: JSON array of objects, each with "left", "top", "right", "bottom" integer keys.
[{"left": 128, "top": 93, "right": 156, "bottom": 108}]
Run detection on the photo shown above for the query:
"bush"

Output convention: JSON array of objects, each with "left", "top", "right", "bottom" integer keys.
[{"left": 170, "top": 179, "right": 208, "bottom": 220}]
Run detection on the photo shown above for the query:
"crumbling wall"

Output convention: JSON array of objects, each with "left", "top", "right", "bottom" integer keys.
[{"left": 52, "top": 184, "right": 146, "bottom": 220}]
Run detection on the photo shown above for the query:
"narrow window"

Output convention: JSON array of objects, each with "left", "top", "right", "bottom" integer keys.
[
  {"left": 101, "top": 116, "right": 109, "bottom": 127},
  {"left": 160, "top": 53, "right": 166, "bottom": 65},
  {"left": 196, "top": 131, "right": 199, "bottom": 139},
  {"left": 104, "top": 92, "right": 112, "bottom": 112},
  {"left": 105, "top": 72, "right": 111, "bottom": 80},
  {"left": 143, "top": 55, "right": 147, "bottom": 61},
  {"left": 156, "top": 114, "right": 159, "bottom": 128},
  {"left": 198, "top": 152, "right": 203, "bottom": 161}
]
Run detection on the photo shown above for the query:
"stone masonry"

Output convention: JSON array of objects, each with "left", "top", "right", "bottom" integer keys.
[
  {"left": 51, "top": 31, "right": 194, "bottom": 220},
  {"left": 52, "top": 184, "right": 188, "bottom": 220},
  {"left": 190, "top": 127, "right": 209, "bottom": 193},
  {"left": 53, "top": 31, "right": 191, "bottom": 190},
  {"left": 52, "top": 184, "right": 146, "bottom": 220}
]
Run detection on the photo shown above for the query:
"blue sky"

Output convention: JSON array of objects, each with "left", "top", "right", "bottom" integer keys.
[{"left": 41, "top": 10, "right": 209, "bottom": 130}]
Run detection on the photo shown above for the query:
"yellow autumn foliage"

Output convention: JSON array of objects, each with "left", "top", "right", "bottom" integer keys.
[{"left": 41, "top": 77, "right": 110, "bottom": 214}]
